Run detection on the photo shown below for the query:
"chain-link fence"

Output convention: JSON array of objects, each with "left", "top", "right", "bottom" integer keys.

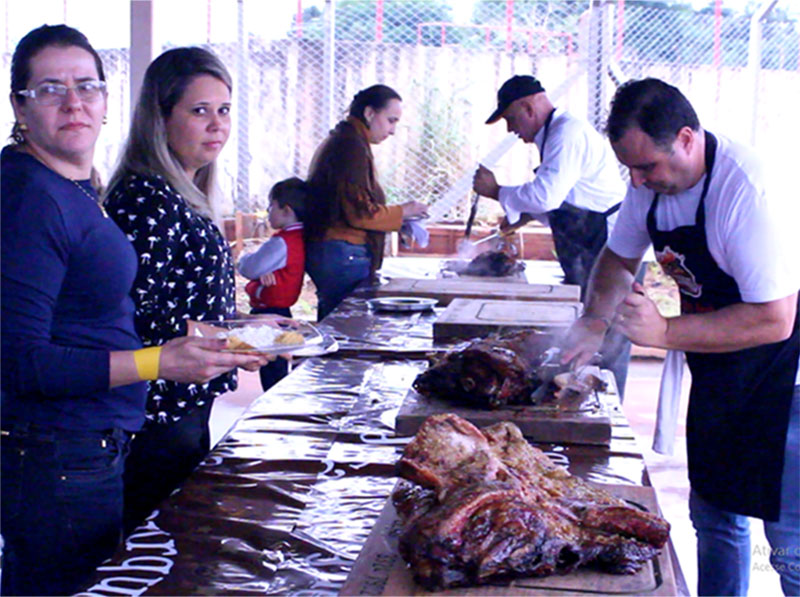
[{"left": 2, "top": 0, "right": 798, "bottom": 223}]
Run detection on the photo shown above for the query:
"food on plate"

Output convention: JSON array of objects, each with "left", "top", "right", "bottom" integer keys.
[
  {"left": 221, "top": 324, "right": 304, "bottom": 351},
  {"left": 275, "top": 330, "right": 304, "bottom": 345},
  {"left": 413, "top": 331, "right": 601, "bottom": 409},
  {"left": 393, "top": 414, "right": 670, "bottom": 590},
  {"left": 226, "top": 334, "right": 254, "bottom": 351}
]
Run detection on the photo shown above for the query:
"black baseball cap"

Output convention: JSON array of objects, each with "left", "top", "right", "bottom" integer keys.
[{"left": 486, "top": 75, "right": 546, "bottom": 124}]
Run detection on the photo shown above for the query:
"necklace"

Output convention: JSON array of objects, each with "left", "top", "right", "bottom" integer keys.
[
  {"left": 16, "top": 144, "right": 108, "bottom": 218},
  {"left": 71, "top": 178, "right": 108, "bottom": 218}
]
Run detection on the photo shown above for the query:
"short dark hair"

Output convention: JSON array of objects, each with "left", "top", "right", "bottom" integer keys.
[
  {"left": 606, "top": 78, "right": 700, "bottom": 149},
  {"left": 11, "top": 24, "right": 105, "bottom": 100},
  {"left": 270, "top": 177, "right": 309, "bottom": 222},
  {"left": 348, "top": 84, "right": 402, "bottom": 126}
]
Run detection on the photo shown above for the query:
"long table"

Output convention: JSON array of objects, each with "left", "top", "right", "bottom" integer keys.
[{"left": 80, "top": 260, "right": 688, "bottom": 596}]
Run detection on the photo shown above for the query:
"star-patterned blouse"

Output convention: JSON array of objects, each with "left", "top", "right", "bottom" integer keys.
[{"left": 106, "top": 173, "right": 237, "bottom": 424}]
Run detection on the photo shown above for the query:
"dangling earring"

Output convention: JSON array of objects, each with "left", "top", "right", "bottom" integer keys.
[
  {"left": 12, "top": 122, "right": 28, "bottom": 144},
  {"left": 102, "top": 115, "right": 108, "bottom": 125}
]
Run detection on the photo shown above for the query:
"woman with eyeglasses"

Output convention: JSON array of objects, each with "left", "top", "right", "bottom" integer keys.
[
  {"left": 104, "top": 47, "right": 250, "bottom": 537},
  {"left": 0, "top": 25, "right": 265, "bottom": 595}
]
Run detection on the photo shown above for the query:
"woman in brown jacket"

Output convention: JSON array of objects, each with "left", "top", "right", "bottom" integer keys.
[{"left": 305, "top": 84, "right": 428, "bottom": 320}]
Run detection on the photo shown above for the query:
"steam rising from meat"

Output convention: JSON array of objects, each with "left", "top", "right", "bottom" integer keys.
[
  {"left": 456, "top": 238, "right": 480, "bottom": 260},
  {"left": 394, "top": 414, "right": 670, "bottom": 590},
  {"left": 445, "top": 241, "right": 524, "bottom": 277},
  {"left": 462, "top": 250, "right": 525, "bottom": 277},
  {"left": 414, "top": 331, "right": 601, "bottom": 408}
]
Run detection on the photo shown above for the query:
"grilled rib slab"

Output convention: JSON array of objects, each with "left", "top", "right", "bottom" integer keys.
[{"left": 394, "top": 414, "right": 670, "bottom": 590}]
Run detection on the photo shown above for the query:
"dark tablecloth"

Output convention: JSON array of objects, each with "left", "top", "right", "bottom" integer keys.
[{"left": 81, "top": 259, "right": 685, "bottom": 596}]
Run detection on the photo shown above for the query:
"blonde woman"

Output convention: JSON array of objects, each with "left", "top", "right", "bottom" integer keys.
[{"left": 105, "top": 47, "right": 250, "bottom": 535}]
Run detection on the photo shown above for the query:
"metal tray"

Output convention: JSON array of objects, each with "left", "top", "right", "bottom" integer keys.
[{"left": 366, "top": 296, "right": 438, "bottom": 312}]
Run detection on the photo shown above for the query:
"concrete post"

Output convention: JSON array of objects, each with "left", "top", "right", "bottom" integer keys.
[{"left": 130, "top": 0, "right": 154, "bottom": 115}]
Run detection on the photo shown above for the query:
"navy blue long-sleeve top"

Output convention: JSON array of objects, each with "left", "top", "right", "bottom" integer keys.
[{"left": 1, "top": 147, "right": 146, "bottom": 432}]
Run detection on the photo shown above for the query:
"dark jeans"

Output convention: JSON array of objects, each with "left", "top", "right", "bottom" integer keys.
[
  {"left": 599, "top": 325, "right": 634, "bottom": 401},
  {"left": 1, "top": 422, "right": 131, "bottom": 596},
  {"left": 251, "top": 306, "right": 291, "bottom": 392},
  {"left": 122, "top": 399, "right": 212, "bottom": 536},
  {"left": 690, "top": 385, "right": 800, "bottom": 596},
  {"left": 305, "top": 240, "right": 372, "bottom": 321}
]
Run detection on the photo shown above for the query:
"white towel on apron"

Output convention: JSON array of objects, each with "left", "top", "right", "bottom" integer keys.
[{"left": 652, "top": 349, "right": 685, "bottom": 455}]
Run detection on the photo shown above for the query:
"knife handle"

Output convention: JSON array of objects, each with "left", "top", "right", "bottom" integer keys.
[{"left": 464, "top": 192, "right": 481, "bottom": 239}]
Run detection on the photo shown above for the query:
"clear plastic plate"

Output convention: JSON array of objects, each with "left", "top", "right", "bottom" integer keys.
[{"left": 193, "top": 317, "right": 324, "bottom": 355}]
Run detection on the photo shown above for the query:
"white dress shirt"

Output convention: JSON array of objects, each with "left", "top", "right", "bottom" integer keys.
[{"left": 498, "top": 108, "right": 626, "bottom": 226}]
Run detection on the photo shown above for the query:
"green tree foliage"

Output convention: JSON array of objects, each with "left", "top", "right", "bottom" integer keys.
[
  {"left": 472, "top": 0, "right": 585, "bottom": 29},
  {"left": 295, "top": 1, "right": 797, "bottom": 70},
  {"left": 388, "top": 82, "right": 470, "bottom": 205},
  {"left": 299, "top": 0, "right": 454, "bottom": 45},
  {"left": 464, "top": 0, "right": 797, "bottom": 71},
  {"left": 759, "top": 6, "right": 799, "bottom": 70},
  {"left": 469, "top": 0, "right": 584, "bottom": 53}
]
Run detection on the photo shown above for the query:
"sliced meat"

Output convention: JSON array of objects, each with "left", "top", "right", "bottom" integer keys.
[{"left": 413, "top": 331, "right": 558, "bottom": 409}]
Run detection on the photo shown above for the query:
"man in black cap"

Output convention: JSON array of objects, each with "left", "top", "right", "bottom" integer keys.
[
  {"left": 474, "top": 74, "right": 633, "bottom": 397},
  {"left": 475, "top": 75, "right": 625, "bottom": 295}
]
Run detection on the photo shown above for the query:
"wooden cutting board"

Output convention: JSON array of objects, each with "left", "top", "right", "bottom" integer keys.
[
  {"left": 443, "top": 273, "right": 528, "bottom": 283},
  {"left": 395, "top": 376, "right": 614, "bottom": 446},
  {"left": 340, "top": 483, "right": 677, "bottom": 596},
  {"left": 376, "top": 278, "right": 580, "bottom": 306},
  {"left": 433, "top": 298, "right": 583, "bottom": 341}
]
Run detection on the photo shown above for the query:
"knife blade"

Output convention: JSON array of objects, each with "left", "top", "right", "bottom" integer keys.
[
  {"left": 530, "top": 347, "right": 564, "bottom": 403},
  {"left": 472, "top": 217, "right": 530, "bottom": 245},
  {"left": 472, "top": 230, "right": 502, "bottom": 245},
  {"left": 464, "top": 192, "right": 480, "bottom": 239}
]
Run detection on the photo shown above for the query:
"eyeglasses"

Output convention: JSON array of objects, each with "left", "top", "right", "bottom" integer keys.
[{"left": 16, "top": 80, "right": 106, "bottom": 106}]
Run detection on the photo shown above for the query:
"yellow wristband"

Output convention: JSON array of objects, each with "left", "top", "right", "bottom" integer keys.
[{"left": 133, "top": 346, "right": 162, "bottom": 381}]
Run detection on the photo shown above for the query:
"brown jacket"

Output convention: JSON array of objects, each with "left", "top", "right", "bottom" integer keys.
[{"left": 306, "top": 116, "right": 402, "bottom": 272}]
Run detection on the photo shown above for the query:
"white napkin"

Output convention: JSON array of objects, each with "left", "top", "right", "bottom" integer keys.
[
  {"left": 400, "top": 219, "right": 430, "bottom": 249},
  {"left": 652, "top": 349, "right": 686, "bottom": 455}
]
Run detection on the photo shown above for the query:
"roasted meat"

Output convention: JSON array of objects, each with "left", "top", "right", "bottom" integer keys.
[
  {"left": 394, "top": 414, "right": 670, "bottom": 590},
  {"left": 413, "top": 331, "right": 591, "bottom": 408},
  {"left": 462, "top": 249, "right": 525, "bottom": 277}
]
